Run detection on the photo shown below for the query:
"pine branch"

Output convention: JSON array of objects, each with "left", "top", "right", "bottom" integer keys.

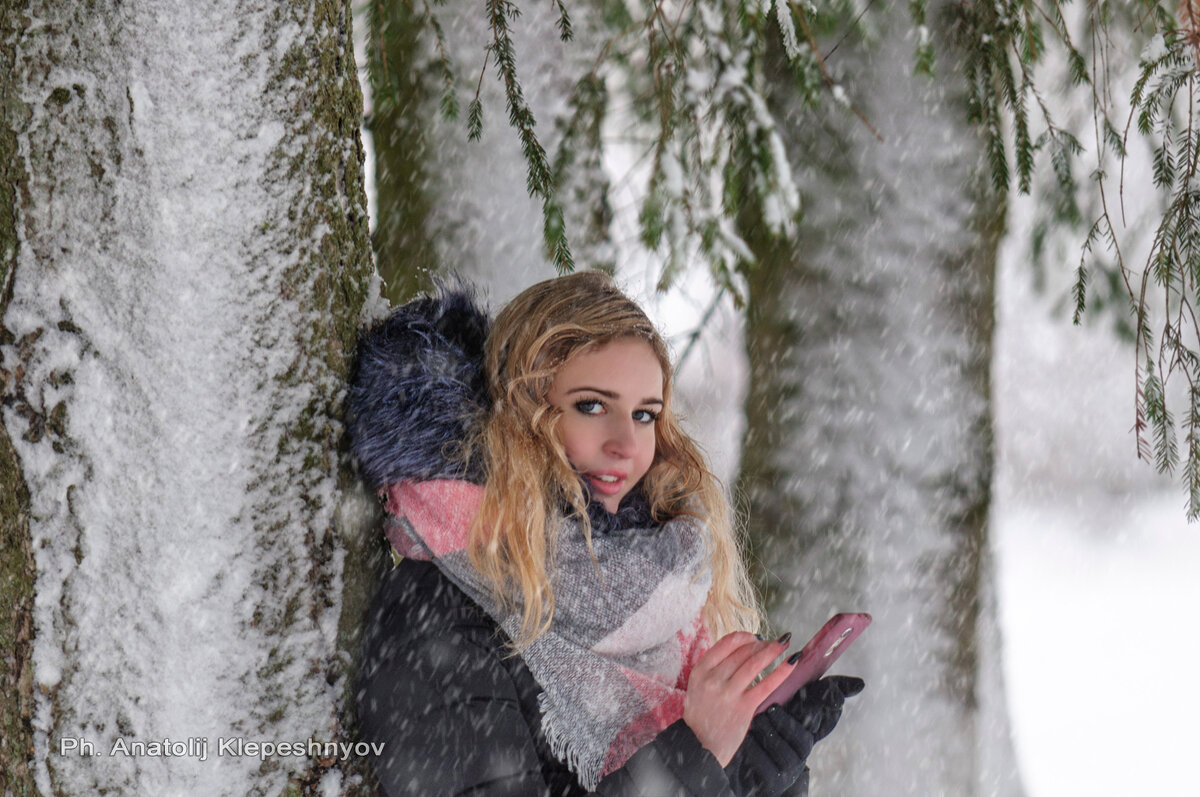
[
  {"left": 422, "top": 0, "right": 460, "bottom": 121},
  {"left": 467, "top": 48, "right": 489, "bottom": 141},
  {"left": 1186, "top": 384, "right": 1200, "bottom": 518},
  {"left": 789, "top": 0, "right": 884, "bottom": 142},
  {"left": 552, "top": 0, "right": 573, "bottom": 42},
  {"left": 548, "top": 73, "right": 611, "bottom": 269},
  {"left": 675, "top": 286, "right": 727, "bottom": 372},
  {"left": 913, "top": 25, "right": 935, "bottom": 77},
  {"left": 480, "top": 0, "right": 574, "bottom": 270},
  {"left": 1144, "top": 364, "right": 1179, "bottom": 474}
]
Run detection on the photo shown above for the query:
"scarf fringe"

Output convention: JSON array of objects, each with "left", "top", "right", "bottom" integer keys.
[{"left": 541, "top": 692, "right": 604, "bottom": 791}]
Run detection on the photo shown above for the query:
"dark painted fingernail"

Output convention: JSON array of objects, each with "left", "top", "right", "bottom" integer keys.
[
  {"left": 755, "top": 633, "right": 765, "bottom": 641},
  {"left": 787, "top": 651, "right": 804, "bottom": 665},
  {"left": 776, "top": 632, "right": 792, "bottom": 646}
]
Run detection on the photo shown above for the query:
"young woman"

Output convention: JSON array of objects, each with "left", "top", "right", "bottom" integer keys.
[{"left": 349, "top": 272, "right": 862, "bottom": 796}]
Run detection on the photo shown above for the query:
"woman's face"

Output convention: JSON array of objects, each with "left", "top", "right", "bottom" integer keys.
[{"left": 547, "top": 338, "right": 664, "bottom": 513}]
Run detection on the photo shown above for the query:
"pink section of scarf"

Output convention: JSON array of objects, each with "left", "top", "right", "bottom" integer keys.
[{"left": 382, "top": 480, "right": 482, "bottom": 558}]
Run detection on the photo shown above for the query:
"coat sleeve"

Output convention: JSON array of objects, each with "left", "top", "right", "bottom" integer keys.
[
  {"left": 358, "top": 625, "right": 557, "bottom": 796},
  {"left": 592, "top": 719, "right": 735, "bottom": 796}
]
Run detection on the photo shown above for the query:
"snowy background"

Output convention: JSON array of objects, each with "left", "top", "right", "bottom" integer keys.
[{"left": 993, "top": 201, "right": 1200, "bottom": 797}]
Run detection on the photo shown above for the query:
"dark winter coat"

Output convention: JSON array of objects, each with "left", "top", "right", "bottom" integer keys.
[
  {"left": 349, "top": 285, "right": 808, "bottom": 796},
  {"left": 358, "top": 557, "right": 741, "bottom": 796}
]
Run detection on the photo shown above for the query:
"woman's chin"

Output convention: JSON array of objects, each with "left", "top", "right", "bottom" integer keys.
[{"left": 598, "top": 497, "right": 622, "bottom": 514}]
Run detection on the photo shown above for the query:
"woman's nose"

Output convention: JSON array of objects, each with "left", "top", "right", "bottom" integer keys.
[{"left": 603, "top": 417, "right": 637, "bottom": 457}]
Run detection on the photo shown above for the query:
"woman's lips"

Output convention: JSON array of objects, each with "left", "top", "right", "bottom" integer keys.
[{"left": 586, "top": 471, "right": 626, "bottom": 496}]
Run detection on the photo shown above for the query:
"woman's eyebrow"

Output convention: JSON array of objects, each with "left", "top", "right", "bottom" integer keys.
[{"left": 566, "top": 387, "right": 664, "bottom": 405}]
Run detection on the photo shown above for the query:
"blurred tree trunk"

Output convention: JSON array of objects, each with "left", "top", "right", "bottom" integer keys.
[
  {"left": 366, "top": 0, "right": 591, "bottom": 303},
  {"left": 737, "top": 4, "right": 1023, "bottom": 796},
  {"left": 366, "top": 0, "right": 441, "bottom": 304},
  {"left": 0, "top": 1, "right": 376, "bottom": 794}
]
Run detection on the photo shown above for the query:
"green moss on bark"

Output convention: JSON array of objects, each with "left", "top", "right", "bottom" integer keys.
[
  {"left": 0, "top": 437, "right": 36, "bottom": 797},
  {"left": 259, "top": 2, "right": 378, "bottom": 794},
  {"left": 939, "top": 165, "right": 1005, "bottom": 716},
  {"left": 1, "top": 2, "right": 38, "bottom": 793}
]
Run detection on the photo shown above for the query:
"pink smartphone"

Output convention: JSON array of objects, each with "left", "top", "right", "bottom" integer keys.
[{"left": 755, "top": 612, "right": 871, "bottom": 715}]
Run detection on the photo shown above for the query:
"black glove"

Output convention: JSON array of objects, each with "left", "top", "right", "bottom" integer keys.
[
  {"left": 723, "top": 676, "right": 865, "bottom": 797},
  {"left": 724, "top": 702, "right": 814, "bottom": 797},
  {"left": 786, "top": 675, "right": 865, "bottom": 743}
]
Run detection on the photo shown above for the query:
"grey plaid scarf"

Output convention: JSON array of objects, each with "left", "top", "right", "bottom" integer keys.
[{"left": 382, "top": 479, "right": 714, "bottom": 789}]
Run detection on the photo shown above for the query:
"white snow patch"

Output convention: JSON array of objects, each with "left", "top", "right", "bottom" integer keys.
[
  {"left": 774, "top": 0, "right": 802, "bottom": 61},
  {"left": 661, "top": 149, "right": 684, "bottom": 199},
  {"left": 1141, "top": 33, "right": 1168, "bottom": 64},
  {"left": 996, "top": 492, "right": 1200, "bottom": 797}
]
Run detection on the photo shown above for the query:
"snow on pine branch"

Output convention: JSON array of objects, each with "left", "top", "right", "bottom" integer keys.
[{"left": 386, "top": 0, "right": 837, "bottom": 293}]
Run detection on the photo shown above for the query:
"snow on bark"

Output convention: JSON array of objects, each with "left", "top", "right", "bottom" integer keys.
[
  {"left": 1, "top": 1, "right": 373, "bottom": 794},
  {"left": 739, "top": 4, "right": 1023, "bottom": 796}
]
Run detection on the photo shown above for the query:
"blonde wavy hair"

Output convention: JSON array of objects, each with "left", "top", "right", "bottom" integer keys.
[{"left": 465, "top": 270, "right": 762, "bottom": 648}]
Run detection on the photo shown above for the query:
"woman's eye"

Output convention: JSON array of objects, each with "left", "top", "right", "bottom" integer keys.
[
  {"left": 633, "top": 409, "right": 659, "bottom": 424},
  {"left": 574, "top": 399, "right": 603, "bottom": 415}
]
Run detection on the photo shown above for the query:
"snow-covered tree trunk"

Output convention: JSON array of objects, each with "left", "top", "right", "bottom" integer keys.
[
  {"left": 0, "top": 1, "right": 376, "bottom": 794},
  {"left": 737, "top": 4, "right": 1023, "bottom": 796}
]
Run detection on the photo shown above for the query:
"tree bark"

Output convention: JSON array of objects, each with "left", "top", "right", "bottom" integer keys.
[
  {"left": 737, "top": 4, "right": 1023, "bottom": 795},
  {"left": 0, "top": 1, "right": 375, "bottom": 794},
  {"left": 1, "top": 5, "right": 42, "bottom": 794}
]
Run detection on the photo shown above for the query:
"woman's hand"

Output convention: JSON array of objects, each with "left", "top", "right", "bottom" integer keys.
[
  {"left": 682, "top": 631, "right": 797, "bottom": 766},
  {"left": 724, "top": 675, "right": 867, "bottom": 797}
]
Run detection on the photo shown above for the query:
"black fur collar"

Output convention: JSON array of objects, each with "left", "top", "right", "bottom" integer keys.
[{"left": 583, "top": 486, "right": 656, "bottom": 535}]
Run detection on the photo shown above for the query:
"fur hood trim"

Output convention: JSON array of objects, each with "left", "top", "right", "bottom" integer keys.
[{"left": 347, "top": 282, "right": 490, "bottom": 490}]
